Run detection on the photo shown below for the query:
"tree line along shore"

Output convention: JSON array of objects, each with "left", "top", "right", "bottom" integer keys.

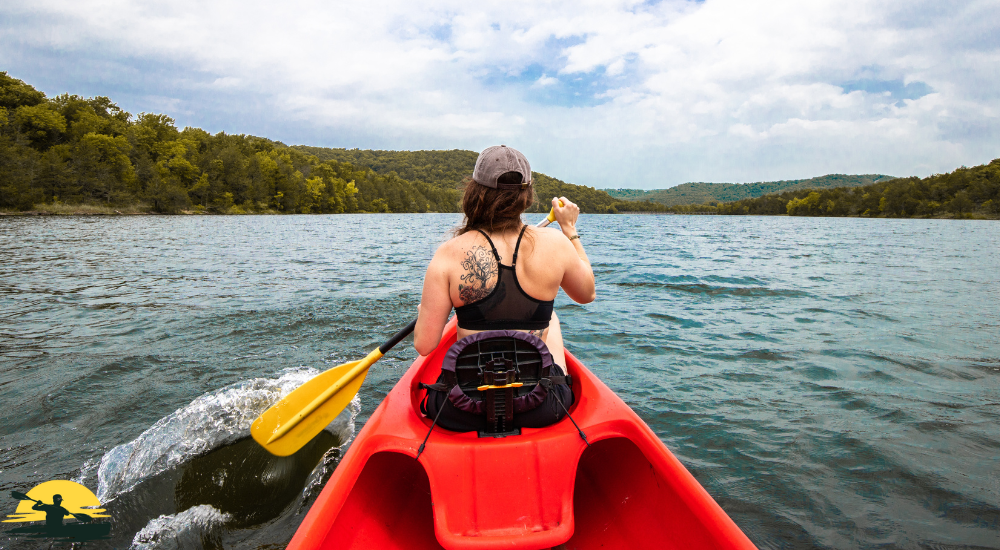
[
  {"left": 658, "top": 161, "right": 999, "bottom": 219},
  {"left": 1, "top": 71, "right": 997, "bottom": 219},
  {"left": 606, "top": 174, "right": 897, "bottom": 205},
  {"left": 0, "top": 72, "right": 662, "bottom": 216}
]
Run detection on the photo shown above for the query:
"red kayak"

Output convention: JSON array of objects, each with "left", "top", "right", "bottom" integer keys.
[{"left": 289, "top": 319, "right": 757, "bottom": 549}]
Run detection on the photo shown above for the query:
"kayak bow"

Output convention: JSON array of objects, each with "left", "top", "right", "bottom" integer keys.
[{"left": 289, "top": 318, "right": 756, "bottom": 550}]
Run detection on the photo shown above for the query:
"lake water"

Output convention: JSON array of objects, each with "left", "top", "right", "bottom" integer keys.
[{"left": 1, "top": 214, "right": 998, "bottom": 549}]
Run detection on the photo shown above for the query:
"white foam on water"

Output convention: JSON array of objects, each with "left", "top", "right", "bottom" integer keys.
[
  {"left": 298, "top": 442, "right": 347, "bottom": 511},
  {"left": 72, "top": 457, "right": 98, "bottom": 485},
  {"left": 96, "top": 367, "right": 360, "bottom": 503},
  {"left": 129, "top": 504, "right": 231, "bottom": 550}
]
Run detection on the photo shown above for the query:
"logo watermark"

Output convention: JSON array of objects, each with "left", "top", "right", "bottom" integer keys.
[{"left": 4, "top": 480, "right": 111, "bottom": 542}]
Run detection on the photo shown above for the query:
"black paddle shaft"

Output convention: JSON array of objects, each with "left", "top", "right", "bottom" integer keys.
[{"left": 379, "top": 319, "right": 418, "bottom": 354}]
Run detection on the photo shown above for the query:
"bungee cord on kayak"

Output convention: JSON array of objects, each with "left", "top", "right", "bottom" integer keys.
[{"left": 541, "top": 377, "right": 590, "bottom": 448}]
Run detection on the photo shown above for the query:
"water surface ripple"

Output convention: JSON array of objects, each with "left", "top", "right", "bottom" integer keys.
[{"left": 1, "top": 214, "right": 998, "bottom": 549}]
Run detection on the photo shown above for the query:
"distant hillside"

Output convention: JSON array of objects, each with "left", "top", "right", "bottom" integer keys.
[
  {"left": 606, "top": 174, "right": 896, "bottom": 206},
  {"left": 291, "top": 145, "right": 665, "bottom": 214},
  {"left": 670, "top": 158, "right": 999, "bottom": 219},
  {"left": 0, "top": 68, "right": 658, "bottom": 216},
  {"left": 292, "top": 146, "right": 478, "bottom": 190}
]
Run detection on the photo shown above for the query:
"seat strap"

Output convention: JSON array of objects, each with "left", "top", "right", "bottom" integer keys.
[
  {"left": 547, "top": 375, "right": 573, "bottom": 386},
  {"left": 484, "top": 387, "right": 516, "bottom": 430},
  {"left": 419, "top": 381, "right": 453, "bottom": 392}
]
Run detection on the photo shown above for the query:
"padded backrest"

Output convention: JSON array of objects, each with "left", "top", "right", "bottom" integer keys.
[
  {"left": 454, "top": 336, "right": 545, "bottom": 401},
  {"left": 441, "top": 330, "right": 554, "bottom": 404}
]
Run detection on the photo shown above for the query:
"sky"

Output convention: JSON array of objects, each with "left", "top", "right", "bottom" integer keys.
[{"left": 2, "top": 0, "right": 998, "bottom": 189}]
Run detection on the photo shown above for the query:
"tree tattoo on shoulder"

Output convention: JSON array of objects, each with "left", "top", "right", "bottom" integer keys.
[{"left": 458, "top": 246, "right": 498, "bottom": 304}]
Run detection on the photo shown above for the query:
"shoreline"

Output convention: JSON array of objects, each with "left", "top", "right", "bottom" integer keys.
[{"left": 2, "top": 209, "right": 995, "bottom": 220}]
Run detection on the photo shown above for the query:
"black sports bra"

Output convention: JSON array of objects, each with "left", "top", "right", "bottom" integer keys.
[{"left": 454, "top": 226, "right": 555, "bottom": 331}]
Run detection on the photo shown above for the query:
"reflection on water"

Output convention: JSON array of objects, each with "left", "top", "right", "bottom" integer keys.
[
  {"left": 86, "top": 369, "right": 358, "bottom": 549},
  {"left": 175, "top": 435, "right": 340, "bottom": 528},
  {"left": 1, "top": 214, "right": 998, "bottom": 549},
  {"left": 109, "top": 433, "right": 342, "bottom": 549}
]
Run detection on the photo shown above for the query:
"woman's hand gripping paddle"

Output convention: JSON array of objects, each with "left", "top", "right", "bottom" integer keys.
[
  {"left": 252, "top": 203, "right": 564, "bottom": 457},
  {"left": 251, "top": 320, "right": 417, "bottom": 456},
  {"left": 536, "top": 199, "right": 562, "bottom": 228},
  {"left": 9, "top": 491, "right": 94, "bottom": 522}
]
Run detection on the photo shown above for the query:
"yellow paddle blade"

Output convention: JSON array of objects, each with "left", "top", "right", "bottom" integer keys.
[{"left": 251, "top": 356, "right": 375, "bottom": 456}]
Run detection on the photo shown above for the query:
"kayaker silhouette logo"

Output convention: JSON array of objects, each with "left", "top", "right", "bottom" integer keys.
[{"left": 4, "top": 480, "right": 111, "bottom": 541}]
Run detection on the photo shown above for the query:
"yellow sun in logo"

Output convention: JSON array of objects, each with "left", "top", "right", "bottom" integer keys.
[{"left": 3, "top": 480, "right": 109, "bottom": 523}]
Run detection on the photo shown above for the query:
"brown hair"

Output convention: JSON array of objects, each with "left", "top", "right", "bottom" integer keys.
[{"left": 456, "top": 172, "right": 537, "bottom": 235}]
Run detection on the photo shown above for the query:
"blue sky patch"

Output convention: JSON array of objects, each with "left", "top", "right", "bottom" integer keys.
[
  {"left": 544, "top": 34, "right": 588, "bottom": 51},
  {"left": 840, "top": 78, "right": 933, "bottom": 103},
  {"left": 477, "top": 32, "right": 625, "bottom": 108},
  {"left": 427, "top": 23, "right": 452, "bottom": 42},
  {"left": 480, "top": 63, "right": 612, "bottom": 107}
]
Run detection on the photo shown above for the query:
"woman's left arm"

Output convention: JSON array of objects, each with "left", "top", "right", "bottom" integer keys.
[{"left": 414, "top": 249, "right": 453, "bottom": 355}]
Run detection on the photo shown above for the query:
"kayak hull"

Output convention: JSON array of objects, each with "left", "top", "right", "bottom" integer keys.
[{"left": 289, "top": 319, "right": 756, "bottom": 550}]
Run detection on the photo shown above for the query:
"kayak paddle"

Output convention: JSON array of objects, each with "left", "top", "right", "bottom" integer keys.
[
  {"left": 537, "top": 205, "right": 558, "bottom": 227},
  {"left": 9, "top": 491, "right": 94, "bottom": 523},
  {"left": 251, "top": 319, "right": 417, "bottom": 456},
  {"left": 252, "top": 204, "right": 564, "bottom": 456}
]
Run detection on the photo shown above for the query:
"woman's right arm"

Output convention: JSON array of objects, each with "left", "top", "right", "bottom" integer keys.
[
  {"left": 414, "top": 247, "right": 453, "bottom": 355},
  {"left": 552, "top": 197, "right": 596, "bottom": 304}
]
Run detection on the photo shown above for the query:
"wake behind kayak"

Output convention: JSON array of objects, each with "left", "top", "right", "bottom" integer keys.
[{"left": 79, "top": 368, "right": 360, "bottom": 549}]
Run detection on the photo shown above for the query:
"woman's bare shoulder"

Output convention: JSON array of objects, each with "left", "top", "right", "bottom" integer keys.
[
  {"left": 527, "top": 226, "right": 573, "bottom": 249},
  {"left": 433, "top": 231, "right": 479, "bottom": 258}
]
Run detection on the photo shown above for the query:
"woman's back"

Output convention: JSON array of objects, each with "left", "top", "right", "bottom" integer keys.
[
  {"left": 419, "top": 222, "right": 593, "bottom": 341},
  {"left": 414, "top": 145, "right": 594, "bottom": 358},
  {"left": 416, "top": 212, "right": 593, "bottom": 365},
  {"left": 447, "top": 225, "right": 564, "bottom": 305},
  {"left": 452, "top": 226, "right": 553, "bottom": 331},
  {"left": 412, "top": 145, "right": 594, "bottom": 433}
]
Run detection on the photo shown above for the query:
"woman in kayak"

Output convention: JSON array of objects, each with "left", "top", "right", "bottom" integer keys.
[{"left": 414, "top": 145, "right": 595, "bottom": 431}]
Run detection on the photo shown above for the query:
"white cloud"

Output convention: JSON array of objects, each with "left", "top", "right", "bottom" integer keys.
[
  {"left": 533, "top": 74, "right": 558, "bottom": 88},
  {"left": 1, "top": 0, "right": 997, "bottom": 187},
  {"left": 604, "top": 59, "right": 626, "bottom": 77}
]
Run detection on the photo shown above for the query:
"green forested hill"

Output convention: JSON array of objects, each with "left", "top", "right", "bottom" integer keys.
[
  {"left": 291, "top": 145, "right": 664, "bottom": 214},
  {"left": 0, "top": 71, "right": 445, "bottom": 213},
  {"left": 0, "top": 72, "right": 663, "bottom": 214},
  {"left": 606, "top": 174, "right": 895, "bottom": 206},
  {"left": 662, "top": 160, "right": 999, "bottom": 218},
  {"left": 530, "top": 171, "right": 655, "bottom": 214},
  {"left": 12, "top": 69, "right": 979, "bottom": 220},
  {"left": 292, "top": 146, "right": 477, "bottom": 190}
]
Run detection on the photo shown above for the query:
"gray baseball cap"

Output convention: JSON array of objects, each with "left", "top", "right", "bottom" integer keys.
[{"left": 472, "top": 145, "right": 532, "bottom": 189}]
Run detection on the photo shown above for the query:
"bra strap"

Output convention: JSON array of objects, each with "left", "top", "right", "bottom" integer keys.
[
  {"left": 475, "top": 229, "right": 501, "bottom": 262},
  {"left": 511, "top": 225, "right": 528, "bottom": 266}
]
